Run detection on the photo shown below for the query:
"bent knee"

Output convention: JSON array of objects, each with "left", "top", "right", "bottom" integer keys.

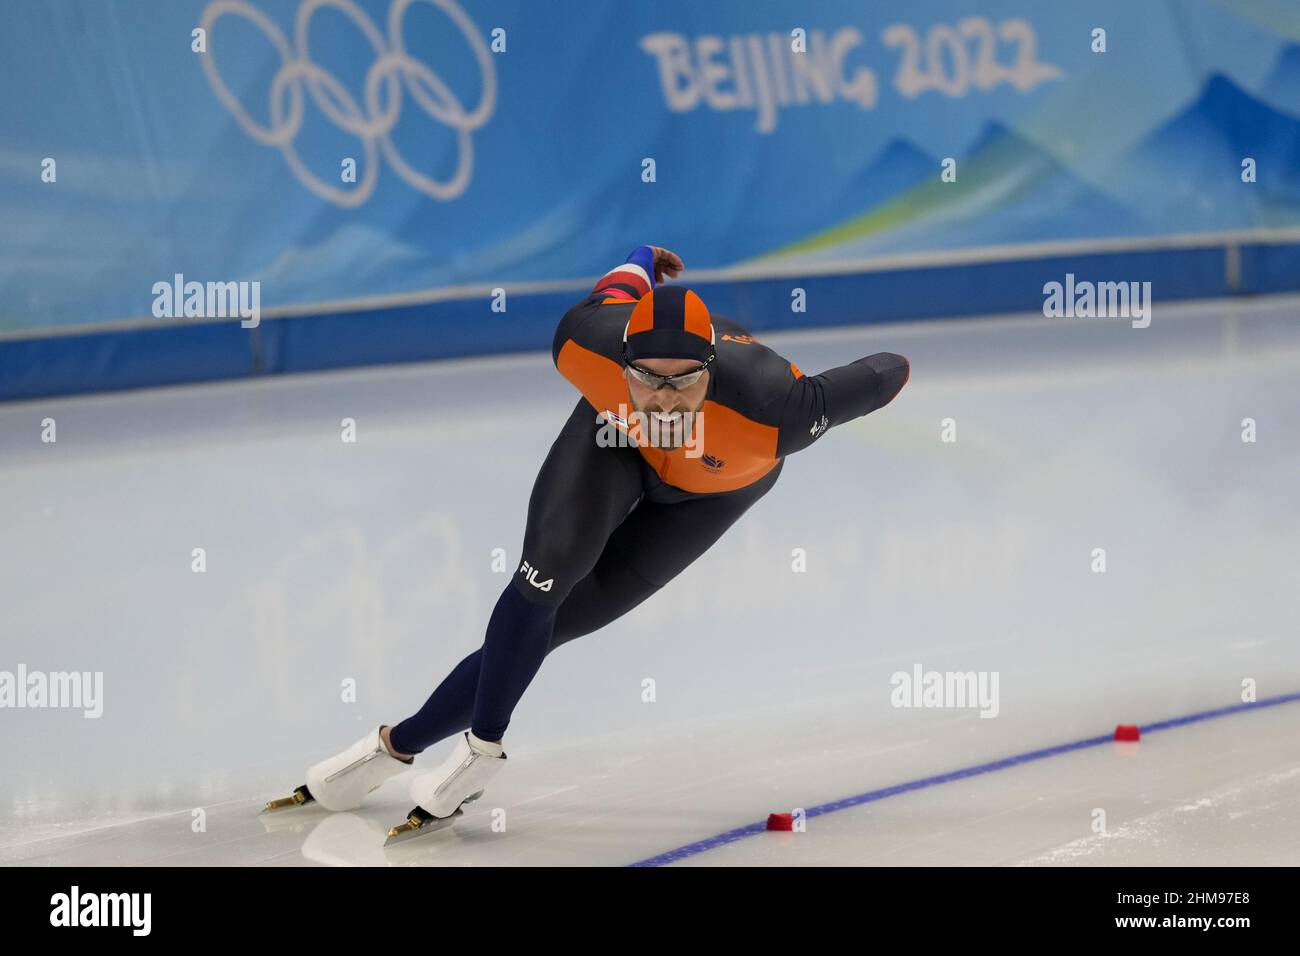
[{"left": 514, "top": 538, "right": 600, "bottom": 606}]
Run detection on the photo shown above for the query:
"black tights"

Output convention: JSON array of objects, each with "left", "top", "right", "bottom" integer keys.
[{"left": 389, "top": 400, "right": 780, "bottom": 753}]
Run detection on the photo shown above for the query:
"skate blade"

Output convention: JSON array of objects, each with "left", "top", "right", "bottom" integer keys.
[
  {"left": 384, "top": 806, "right": 463, "bottom": 846},
  {"left": 261, "top": 785, "right": 314, "bottom": 814}
]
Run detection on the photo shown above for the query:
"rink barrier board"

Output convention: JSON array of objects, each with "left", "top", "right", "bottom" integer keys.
[{"left": 3, "top": 239, "right": 1298, "bottom": 403}]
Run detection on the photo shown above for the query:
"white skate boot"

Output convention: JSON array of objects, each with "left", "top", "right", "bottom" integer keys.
[
  {"left": 384, "top": 731, "right": 505, "bottom": 844},
  {"left": 262, "top": 726, "right": 412, "bottom": 814}
]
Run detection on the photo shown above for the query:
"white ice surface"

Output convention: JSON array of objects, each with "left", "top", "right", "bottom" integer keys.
[{"left": 1, "top": 295, "right": 1297, "bottom": 866}]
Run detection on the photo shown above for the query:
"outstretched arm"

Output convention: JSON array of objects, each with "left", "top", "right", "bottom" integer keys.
[{"left": 775, "top": 352, "right": 910, "bottom": 456}]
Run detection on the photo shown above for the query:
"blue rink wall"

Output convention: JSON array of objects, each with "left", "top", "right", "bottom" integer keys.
[
  {"left": 7, "top": 1, "right": 1300, "bottom": 401},
  {"left": 3, "top": 237, "right": 1298, "bottom": 403}
]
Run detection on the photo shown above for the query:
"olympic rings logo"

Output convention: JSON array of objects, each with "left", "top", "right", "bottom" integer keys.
[{"left": 199, "top": 0, "right": 496, "bottom": 207}]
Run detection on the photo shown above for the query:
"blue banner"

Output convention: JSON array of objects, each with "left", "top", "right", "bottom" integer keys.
[{"left": 2, "top": 0, "right": 1299, "bottom": 383}]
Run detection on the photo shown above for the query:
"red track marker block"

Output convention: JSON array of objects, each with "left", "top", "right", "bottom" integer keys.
[
  {"left": 766, "top": 813, "right": 794, "bottom": 831},
  {"left": 1114, "top": 724, "right": 1140, "bottom": 741}
]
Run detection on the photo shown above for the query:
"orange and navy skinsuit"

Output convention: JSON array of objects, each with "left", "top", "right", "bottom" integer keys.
[
  {"left": 387, "top": 247, "right": 909, "bottom": 754},
  {"left": 553, "top": 246, "right": 911, "bottom": 495}
]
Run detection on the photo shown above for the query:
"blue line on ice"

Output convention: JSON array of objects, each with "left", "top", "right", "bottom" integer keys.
[{"left": 628, "top": 691, "right": 1300, "bottom": 867}]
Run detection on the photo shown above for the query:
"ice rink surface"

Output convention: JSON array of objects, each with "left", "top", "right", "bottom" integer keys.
[{"left": 1, "top": 295, "right": 1298, "bottom": 866}]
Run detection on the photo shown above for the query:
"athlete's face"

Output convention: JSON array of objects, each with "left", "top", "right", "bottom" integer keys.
[{"left": 625, "top": 357, "right": 710, "bottom": 447}]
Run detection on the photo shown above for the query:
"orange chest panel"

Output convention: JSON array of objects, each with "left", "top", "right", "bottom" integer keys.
[{"left": 556, "top": 339, "right": 779, "bottom": 493}]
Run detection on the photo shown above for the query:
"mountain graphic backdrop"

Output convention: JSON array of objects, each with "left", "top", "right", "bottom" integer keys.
[
  {"left": 758, "top": 54, "right": 1300, "bottom": 267},
  {"left": 1107, "top": 72, "right": 1300, "bottom": 231},
  {"left": 1260, "top": 43, "right": 1300, "bottom": 113},
  {"left": 755, "top": 123, "right": 1147, "bottom": 264}
]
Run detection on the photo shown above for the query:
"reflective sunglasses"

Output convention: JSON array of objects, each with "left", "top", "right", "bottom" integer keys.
[{"left": 624, "top": 355, "right": 714, "bottom": 391}]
